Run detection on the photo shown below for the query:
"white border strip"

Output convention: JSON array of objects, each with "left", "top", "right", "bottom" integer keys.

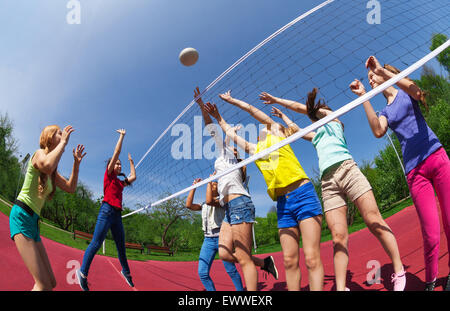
[
  {"left": 123, "top": 39, "right": 450, "bottom": 218},
  {"left": 134, "top": 0, "right": 335, "bottom": 169}
]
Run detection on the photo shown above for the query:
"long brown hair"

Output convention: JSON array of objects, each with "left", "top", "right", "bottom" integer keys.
[
  {"left": 38, "top": 125, "right": 59, "bottom": 200},
  {"left": 306, "top": 88, "right": 332, "bottom": 121},
  {"left": 383, "top": 64, "right": 428, "bottom": 111},
  {"left": 306, "top": 87, "right": 344, "bottom": 129}
]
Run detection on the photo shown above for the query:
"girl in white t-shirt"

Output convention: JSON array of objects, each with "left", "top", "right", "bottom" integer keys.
[{"left": 194, "top": 87, "right": 278, "bottom": 291}]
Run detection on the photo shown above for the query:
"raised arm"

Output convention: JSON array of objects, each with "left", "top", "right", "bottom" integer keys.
[
  {"left": 125, "top": 153, "right": 136, "bottom": 185},
  {"left": 365, "top": 56, "right": 424, "bottom": 102},
  {"left": 55, "top": 144, "right": 86, "bottom": 193},
  {"left": 204, "top": 102, "right": 256, "bottom": 155},
  {"left": 270, "top": 106, "right": 316, "bottom": 141},
  {"left": 194, "top": 87, "right": 214, "bottom": 126},
  {"left": 260, "top": 92, "right": 308, "bottom": 115},
  {"left": 205, "top": 174, "right": 220, "bottom": 208},
  {"left": 219, "top": 90, "right": 277, "bottom": 127},
  {"left": 350, "top": 79, "right": 388, "bottom": 138},
  {"left": 33, "top": 125, "right": 74, "bottom": 175},
  {"left": 194, "top": 86, "right": 226, "bottom": 153},
  {"left": 108, "top": 129, "right": 126, "bottom": 175},
  {"left": 185, "top": 178, "right": 202, "bottom": 211}
]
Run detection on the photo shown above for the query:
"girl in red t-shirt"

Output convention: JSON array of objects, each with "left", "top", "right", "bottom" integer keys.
[{"left": 77, "top": 129, "right": 136, "bottom": 291}]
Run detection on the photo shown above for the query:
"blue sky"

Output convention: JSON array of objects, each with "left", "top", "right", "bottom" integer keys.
[{"left": 1, "top": 0, "right": 447, "bottom": 217}]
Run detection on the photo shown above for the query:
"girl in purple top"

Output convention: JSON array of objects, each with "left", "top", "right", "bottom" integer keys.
[{"left": 350, "top": 56, "right": 450, "bottom": 291}]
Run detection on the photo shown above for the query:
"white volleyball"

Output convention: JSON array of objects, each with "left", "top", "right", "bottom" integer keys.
[{"left": 179, "top": 47, "right": 199, "bottom": 66}]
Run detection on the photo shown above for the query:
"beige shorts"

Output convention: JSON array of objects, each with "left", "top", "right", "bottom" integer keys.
[{"left": 321, "top": 159, "right": 372, "bottom": 213}]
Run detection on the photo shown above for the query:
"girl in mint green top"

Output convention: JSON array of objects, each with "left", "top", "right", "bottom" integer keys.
[
  {"left": 311, "top": 121, "right": 352, "bottom": 179},
  {"left": 260, "top": 88, "right": 406, "bottom": 291},
  {"left": 9, "top": 124, "right": 86, "bottom": 291}
]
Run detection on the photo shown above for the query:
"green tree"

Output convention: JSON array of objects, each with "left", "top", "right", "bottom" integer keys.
[
  {"left": 148, "top": 194, "right": 195, "bottom": 248},
  {"left": 0, "top": 112, "right": 21, "bottom": 201},
  {"left": 372, "top": 133, "right": 409, "bottom": 208},
  {"left": 430, "top": 33, "right": 450, "bottom": 73},
  {"left": 41, "top": 182, "right": 100, "bottom": 232}
]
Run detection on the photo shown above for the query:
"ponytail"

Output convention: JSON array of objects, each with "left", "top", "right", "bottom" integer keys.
[{"left": 306, "top": 88, "right": 332, "bottom": 121}]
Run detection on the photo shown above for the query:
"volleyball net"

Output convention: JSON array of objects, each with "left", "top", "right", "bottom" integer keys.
[{"left": 123, "top": 0, "right": 450, "bottom": 218}]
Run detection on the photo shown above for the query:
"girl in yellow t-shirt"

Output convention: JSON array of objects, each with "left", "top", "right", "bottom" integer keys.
[{"left": 204, "top": 91, "right": 324, "bottom": 291}]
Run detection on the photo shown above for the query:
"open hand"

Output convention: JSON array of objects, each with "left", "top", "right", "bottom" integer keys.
[
  {"left": 259, "top": 92, "right": 277, "bottom": 105},
  {"left": 116, "top": 129, "right": 126, "bottom": 136},
  {"left": 270, "top": 106, "right": 284, "bottom": 118},
  {"left": 204, "top": 102, "right": 220, "bottom": 119},
  {"left": 194, "top": 87, "right": 204, "bottom": 106},
  {"left": 61, "top": 125, "right": 75, "bottom": 146},
  {"left": 219, "top": 90, "right": 233, "bottom": 102},
  {"left": 73, "top": 144, "right": 87, "bottom": 164}
]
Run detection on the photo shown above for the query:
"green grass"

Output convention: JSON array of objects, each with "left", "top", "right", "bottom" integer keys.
[
  {"left": 0, "top": 196, "right": 413, "bottom": 261},
  {"left": 0, "top": 199, "right": 198, "bottom": 261}
]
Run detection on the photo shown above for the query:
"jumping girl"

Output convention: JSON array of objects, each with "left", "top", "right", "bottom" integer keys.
[
  {"left": 351, "top": 55, "right": 450, "bottom": 291},
  {"left": 194, "top": 87, "right": 278, "bottom": 291},
  {"left": 203, "top": 90, "right": 324, "bottom": 291},
  {"left": 77, "top": 129, "right": 136, "bottom": 291},
  {"left": 260, "top": 89, "right": 406, "bottom": 291},
  {"left": 185, "top": 177, "right": 244, "bottom": 291},
  {"left": 10, "top": 125, "right": 86, "bottom": 290}
]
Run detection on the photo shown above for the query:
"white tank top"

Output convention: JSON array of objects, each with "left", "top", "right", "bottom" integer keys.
[{"left": 207, "top": 124, "right": 250, "bottom": 206}]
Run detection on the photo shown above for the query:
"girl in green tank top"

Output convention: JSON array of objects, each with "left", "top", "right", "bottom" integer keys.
[{"left": 10, "top": 124, "right": 86, "bottom": 291}]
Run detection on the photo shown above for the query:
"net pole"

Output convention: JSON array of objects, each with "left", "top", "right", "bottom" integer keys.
[{"left": 123, "top": 39, "right": 450, "bottom": 218}]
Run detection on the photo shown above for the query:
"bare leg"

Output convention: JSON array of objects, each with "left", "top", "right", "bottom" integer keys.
[
  {"left": 14, "top": 234, "right": 55, "bottom": 291},
  {"left": 279, "top": 226, "right": 301, "bottom": 291},
  {"left": 218, "top": 222, "right": 262, "bottom": 291},
  {"left": 325, "top": 206, "right": 349, "bottom": 291},
  {"left": 36, "top": 240, "right": 57, "bottom": 288},
  {"left": 219, "top": 222, "right": 264, "bottom": 267},
  {"left": 355, "top": 190, "right": 403, "bottom": 273},
  {"left": 299, "top": 215, "right": 324, "bottom": 291}
]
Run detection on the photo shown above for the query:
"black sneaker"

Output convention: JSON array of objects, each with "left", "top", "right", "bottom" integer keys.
[
  {"left": 424, "top": 280, "right": 436, "bottom": 291},
  {"left": 262, "top": 256, "right": 278, "bottom": 280},
  {"left": 121, "top": 270, "right": 134, "bottom": 287},
  {"left": 445, "top": 274, "right": 450, "bottom": 291},
  {"left": 76, "top": 269, "right": 89, "bottom": 291}
]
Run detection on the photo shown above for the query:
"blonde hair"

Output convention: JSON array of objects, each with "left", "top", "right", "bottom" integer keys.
[
  {"left": 38, "top": 125, "right": 59, "bottom": 200},
  {"left": 283, "top": 125, "right": 298, "bottom": 137}
]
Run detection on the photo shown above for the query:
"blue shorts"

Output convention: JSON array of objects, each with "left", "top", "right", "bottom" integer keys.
[
  {"left": 223, "top": 195, "right": 255, "bottom": 225},
  {"left": 9, "top": 204, "right": 41, "bottom": 242},
  {"left": 276, "top": 181, "right": 323, "bottom": 228}
]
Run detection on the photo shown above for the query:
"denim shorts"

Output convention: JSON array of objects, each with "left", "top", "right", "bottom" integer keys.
[
  {"left": 276, "top": 181, "right": 323, "bottom": 228},
  {"left": 223, "top": 195, "right": 255, "bottom": 225},
  {"left": 9, "top": 204, "right": 41, "bottom": 242}
]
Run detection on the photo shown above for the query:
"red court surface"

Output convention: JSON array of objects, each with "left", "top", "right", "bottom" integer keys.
[{"left": 0, "top": 204, "right": 448, "bottom": 291}]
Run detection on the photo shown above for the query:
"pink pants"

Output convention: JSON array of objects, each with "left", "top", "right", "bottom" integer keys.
[{"left": 407, "top": 147, "right": 450, "bottom": 283}]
